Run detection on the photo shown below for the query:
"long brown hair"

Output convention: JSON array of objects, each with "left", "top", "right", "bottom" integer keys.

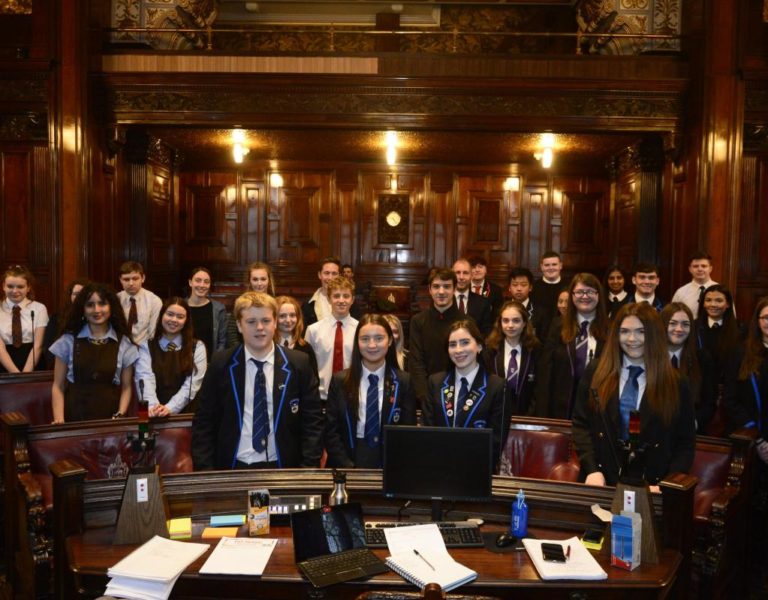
[
  {"left": 151, "top": 297, "right": 197, "bottom": 376},
  {"left": 245, "top": 262, "right": 276, "bottom": 296},
  {"left": 486, "top": 300, "right": 540, "bottom": 353},
  {"left": 561, "top": 273, "right": 609, "bottom": 344},
  {"left": 342, "top": 314, "right": 398, "bottom": 417},
  {"left": 738, "top": 296, "right": 768, "bottom": 380},
  {"left": 661, "top": 302, "right": 702, "bottom": 406},
  {"left": 591, "top": 302, "right": 680, "bottom": 425}
]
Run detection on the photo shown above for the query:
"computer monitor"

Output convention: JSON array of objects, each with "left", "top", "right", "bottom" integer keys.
[{"left": 382, "top": 425, "right": 493, "bottom": 521}]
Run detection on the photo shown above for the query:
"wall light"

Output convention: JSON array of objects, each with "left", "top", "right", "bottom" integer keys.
[
  {"left": 534, "top": 133, "right": 556, "bottom": 169},
  {"left": 233, "top": 144, "right": 249, "bottom": 164},
  {"left": 390, "top": 175, "right": 398, "bottom": 192},
  {"left": 269, "top": 172, "right": 284, "bottom": 188},
  {"left": 385, "top": 131, "right": 398, "bottom": 166},
  {"left": 503, "top": 176, "right": 520, "bottom": 191}
]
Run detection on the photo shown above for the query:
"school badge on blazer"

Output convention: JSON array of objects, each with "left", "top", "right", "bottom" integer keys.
[
  {"left": 391, "top": 408, "right": 401, "bottom": 423},
  {"left": 290, "top": 398, "right": 300, "bottom": 414}
]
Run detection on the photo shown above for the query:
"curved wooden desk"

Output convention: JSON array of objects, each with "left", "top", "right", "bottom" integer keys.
[{"left": 51, "top": 466, "right": 695, "bottom": 600}]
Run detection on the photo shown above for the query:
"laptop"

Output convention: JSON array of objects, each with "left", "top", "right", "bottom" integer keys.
[{"left": 291, "top": 502, "right": 389, "bottom": 588}]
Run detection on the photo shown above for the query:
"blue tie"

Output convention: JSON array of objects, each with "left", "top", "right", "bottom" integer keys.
[
  {"left": 456, "top": 377, "right": 469, "bottom": 426},
  {"left": 251, "top": 359, "right": 270, "bottom": 452},
  {"left": 619, "top": 366, "right": 644, "bottom": 440},
  {"left": 574, "top": 320, "right": 590, "bottom": 378},
  {"left": 365, "top": 374, "right": 381, "bottom": 448}
]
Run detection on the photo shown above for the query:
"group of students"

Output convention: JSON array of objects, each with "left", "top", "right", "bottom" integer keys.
[{"left": 1, "top": 251, "right": 767, "bottom": 493}]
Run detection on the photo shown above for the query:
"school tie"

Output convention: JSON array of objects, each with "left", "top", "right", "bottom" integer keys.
[
  {"left": 671, "top": 354, "right": 679, "bottom": 369},
  {"left": 166, "top": 342, "right": 178, "bottom": 351},
  {"left": 251, "top": 359, "right": 270, "bottom": 452},
  {"left": 456, "top": 377, "right": 469, "bottom": 425},
  {"left": 574, "top": 320, "right": 590, "bottom": 378},
  {"left": 473, "top": 285, "right": 482, "bottom": 295},
  {"left": 619, "top": 366, "right": 643, "bottom": 440},
  {"left": 698, "top": 285, "right": 706, "bottom": 306},
  {"left": 364, "top": 374, "right": 381, "bottom": 448},
  {"left": 128, "top": 297, "right": 138, "bottom": 329},
  {"left": 283, "top": 339, "right": 289, "bottom": 348},
  {"left": 332, "top": 321, "right": 344, "bottom": 373},
  {"left": 11, "top": 305, "right": 22, "bottom": 348},
  {"left": 458, "top": 294, "right": 466, "bottom": 314},
  {"left": 506, "top": 349, "right": 519, "bottom": 388}
]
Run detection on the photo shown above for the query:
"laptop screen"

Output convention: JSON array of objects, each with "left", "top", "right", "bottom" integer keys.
[{"left": 291, "top": 502, "right": 367, "bottom": 563}]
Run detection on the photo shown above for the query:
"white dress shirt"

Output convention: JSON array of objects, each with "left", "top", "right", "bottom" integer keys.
[
  {"left": 305, "top": 313, "right": 359, "bottom": 399},
  {"left": 237, "top": 344, "right": 277, "bottom": 464},
  {"left": 356, "top": 364, "right": 386, "bottom": 438},
  {"left": 117, "top": 288, "right": 162, "bottom": 345},
  {"left": 308, "top": 288, "right": 332, "bottom": 322},
  {"left": 0, "top": 298, "right": 48, "bottom": 344},
  {"left": 671, "top": 280, "right": 717, "bottom": 319}
]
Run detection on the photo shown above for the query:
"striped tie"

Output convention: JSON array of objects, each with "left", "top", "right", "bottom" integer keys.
[
  {"left": 364, "top": 374, "right": 381, "bottom": 448},
  {"left": 251, "top": 359, "right": 270, "bottom": 452}
]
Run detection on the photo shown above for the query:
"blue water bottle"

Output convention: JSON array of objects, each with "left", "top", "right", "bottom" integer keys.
[{"left": 511, "top": 489, "right": 528, "bottom": 538}]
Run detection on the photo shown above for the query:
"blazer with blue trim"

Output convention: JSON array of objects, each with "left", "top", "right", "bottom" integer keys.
[
  {"left": 192, "top": 344, "right": 323, "bottom": 470},
  {"left": 423, "top": 365, "right": 505, "bottom": 465},
  {"left": 324, "top": 367, "right": 416, "bottom": 468}
]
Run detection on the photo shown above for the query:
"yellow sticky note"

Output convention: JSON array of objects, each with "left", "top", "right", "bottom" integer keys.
[{"left": 202, "top": 526, "right": 239, "bottom": 539}]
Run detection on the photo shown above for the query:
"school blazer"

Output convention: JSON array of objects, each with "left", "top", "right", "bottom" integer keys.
[
  {"left": 533, "top": 321, "right": 605, "bottom": 419},
  {"left": 722, "top": 351, "right": 768, "bottom": 434},
  {"left": 192, "top": 344, "right": 323, "bottom": 470},
  {"left": 423, "top": 366, "right": 505, "bottom": 463},
  {"left": 324, "top": 367, "right": 416, "bottom": 468},
  {"left": 571, "top": 364, "right": 696, "bottom": 486},
  {"left": 487, "top": 345, "right": 541, "bottom": 417}
]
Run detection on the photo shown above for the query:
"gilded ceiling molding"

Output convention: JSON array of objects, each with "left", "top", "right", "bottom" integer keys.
[
  {"left": 109, "top": 88, "right": 680, "bottom": 122},
  {"left": 0, "top": 0, "right": 31, "bottom": 15}
]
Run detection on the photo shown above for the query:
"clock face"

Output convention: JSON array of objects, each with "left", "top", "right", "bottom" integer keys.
[{"left": 386, "top": 210, "right": 402, "bottom": 227}]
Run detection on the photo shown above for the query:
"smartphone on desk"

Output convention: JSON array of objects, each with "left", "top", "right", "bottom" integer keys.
[{"left": 541, "top": 542, "right": 567, "bottom": 562}]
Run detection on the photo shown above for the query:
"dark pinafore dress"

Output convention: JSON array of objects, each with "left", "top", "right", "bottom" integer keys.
[
  {"left": 65, "top": 337, "right": 121, "bottom": 422},
  {"left": 2, "top": 342, "right": 33, "bottom": 372},
  {"left": 150, "top": 344, "right": 186, "bottom": 406}
]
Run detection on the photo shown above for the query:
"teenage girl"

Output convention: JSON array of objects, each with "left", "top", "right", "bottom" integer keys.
[{"left": 0, "top": 265, "right": 49, "bottom": 373}]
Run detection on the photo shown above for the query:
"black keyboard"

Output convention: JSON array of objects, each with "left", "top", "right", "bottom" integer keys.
[
  {"left": 364, "top": 521, "right": 484, "bottom": 548},
  {"left": 300, "top": 548, "right": 385, "bottom": 578}
]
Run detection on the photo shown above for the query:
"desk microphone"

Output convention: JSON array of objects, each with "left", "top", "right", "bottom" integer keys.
[{"left": 30, "top": 310, "right": 35, "bottom": 369}]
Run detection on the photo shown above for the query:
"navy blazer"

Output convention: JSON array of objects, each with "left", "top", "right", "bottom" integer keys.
[
  {"left": 487, "top": 344, "right": 541, "bottom": 417},
  {"left": 533, "top": 319, "right": 604, "bottom": 419},
  {"left": 423, "top": 365, "right": 505, "bottom": 464},
  {"left": 192, "top": 344, "right": 323, "bottom": 470},
  {"left": 723, "top": 351, "right": 768, "bottom": 435},
  {"left": 571, "top": 364, "right": 696, "bottom": 485},
  {"left": 324, "top": 367, "right": 416, "bottom": 468}
]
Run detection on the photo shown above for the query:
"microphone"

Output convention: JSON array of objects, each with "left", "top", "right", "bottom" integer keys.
[
  {"left": 30, "top": 310, "right": 35, "bottom": 369},
  {"left": 138, "top": 378, "right": 148, "bottom": 422}
]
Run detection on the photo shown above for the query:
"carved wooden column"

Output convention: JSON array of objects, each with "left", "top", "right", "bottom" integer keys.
[{"left": 636, "top": 137, "right": 665, "bottom": 266}]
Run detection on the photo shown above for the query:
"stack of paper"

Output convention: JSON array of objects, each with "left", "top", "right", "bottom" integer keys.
[
  {"left": 384, "top": 524, "right": 477, "bottom": 592},
  {"left": 522, "top": 537, "right": 608, "bottom": 581},
  {"left": 105, "top": 535, "right": 209, "bottom": 600},
  {"left": 199, "top": 537, "right": 278, "bottom": 575}
]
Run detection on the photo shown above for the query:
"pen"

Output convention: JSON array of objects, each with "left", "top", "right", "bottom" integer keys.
[
  {"left": 413, "top": 549, "right": 436, "bottom": 571},
  {"left": 565, "top": 545, "right": 571, "bottom": 561}
]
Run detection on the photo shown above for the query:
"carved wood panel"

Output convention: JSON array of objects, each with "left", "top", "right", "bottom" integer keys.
[
  {"left": 521, "top": 184, "right": 549, "bottom": 271},
  {"left": 1, "top": 150, "right": 31, "bottom": 263}
]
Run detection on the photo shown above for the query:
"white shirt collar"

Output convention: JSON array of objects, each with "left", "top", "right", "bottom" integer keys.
[
  {"left": 76, "top": 323, "right": 119, "bottom": 342},
  {"left": 244, "top": 342, "right": 275, "bottom": 365}
]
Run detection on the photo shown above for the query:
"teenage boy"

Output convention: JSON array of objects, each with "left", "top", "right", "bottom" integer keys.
[
  {"left": 507, "top": 267, "right": 550, "bottom": 338},
  {"left": 468, "top": 255, "right": 504, "bottom": 316},
  {"left": 627, "top": 262, "right": 664, "bottom": 312},
  {"left": 671, "top": 251, "right": 717, "bottom": 318},
  {"left": 117, "top": 261, "right": 162, "bottom": 345},
  {"left": 452, "top": 258, "right": 493, "bottom": 335},
  {"left": 409, "top": 268, "right": 462, "bottom": 409},
  {"left": 301, "top": 257, "right": 340, "bottom": 329},
  {"left": 530, "top": 251, "right": 568, "bottom": 316},
  {"left": 192, "top": 292, "right": 322, "bottom": 470},
  {"left": 305, "top": 276, "right": 359, "bottom": 401}
]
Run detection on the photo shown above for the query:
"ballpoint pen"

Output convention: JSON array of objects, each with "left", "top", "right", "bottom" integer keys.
[
  {"left": 565, "top": 545, "right": 571, "bottom": 561},
  {"left": 413, "top": 549, "right": 436, "bottom": 571}
]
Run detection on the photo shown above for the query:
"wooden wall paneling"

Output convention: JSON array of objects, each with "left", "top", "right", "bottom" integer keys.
[
  {"left": 1, "top": 150, "right": 32, "bottom": 263},
  {"left": 336, "top": 168, "right": 358, "bottom": 269},
  {"left": 146, "top": 163, "right": 175, "bottom": 298},
  {"left": 556, "top": 176, "right": 608, "bottom": 275},
  {"left": 244, "top": 174, "right": 266, "bottom": 265},
  {"left": 521, "top": 182, "right": 550, "bottom": 273},
  {"left": 31, "top": 145, "right": 53, "bottom": 308},
  {"left": 428, "top": 170, "right": 453, "bottom": 271},
  {"left": 502, "top": 180, "right": 521, "bottom": 283},
  {"left": 736, "top": 153, "right": 768, "bottom": 317},
  {"left": 614, "top": 170, "right": 639, "bottom": 273}
]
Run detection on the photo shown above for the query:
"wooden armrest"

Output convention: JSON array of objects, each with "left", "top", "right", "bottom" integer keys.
[{"left": 659, "top": 471, "right": 698, "bottom": 491}]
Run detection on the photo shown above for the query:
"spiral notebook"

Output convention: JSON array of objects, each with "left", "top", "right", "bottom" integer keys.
[{"left": 384, "top": 523, "right": 477, "bottom": 592}]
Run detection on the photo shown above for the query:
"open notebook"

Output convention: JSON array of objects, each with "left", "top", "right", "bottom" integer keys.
[
  {"left": 384, "top": 523, "right": 477, "bottom": 592},
  {"left": 522, "top": 536, "right": 607, "bottom": 581}
]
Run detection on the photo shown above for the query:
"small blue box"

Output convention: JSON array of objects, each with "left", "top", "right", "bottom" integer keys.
[
  {"left": 611, "top": 512, "right": 641, "bottom": 571},
  {"left": 210, "top": 514, "right": 246, "bottom": 527}
]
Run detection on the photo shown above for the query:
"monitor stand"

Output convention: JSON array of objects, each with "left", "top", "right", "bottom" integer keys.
[{"left": 431, "top": 499, "right": 443, "bottom": 522}]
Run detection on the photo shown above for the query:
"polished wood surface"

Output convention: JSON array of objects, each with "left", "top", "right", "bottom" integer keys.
[{"left": 65, "top": 521, "right": 681, "bottom": 600}]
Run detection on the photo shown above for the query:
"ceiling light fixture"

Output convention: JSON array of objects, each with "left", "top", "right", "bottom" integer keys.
[
  {"left": 534, "top": 133, "right": 555, "bottom": 169},
  {"left": 503, "top": 176, "right": 520, "bottom": 192},
  {"left": 270, "top": 172, "right": 283, "bottom": 188},
  {"left": 232, "top": 128, "right": 249, "bottom": 164},
  {"left": 385, "top": 131, "right": 398, "bottom": 166}
]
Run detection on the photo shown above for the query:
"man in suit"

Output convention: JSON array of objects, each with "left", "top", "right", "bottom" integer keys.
[
  {"left": 301, "top": 257, "right": 341, "bottom": 329},
  {"left": 452, "top": 258, "right": 493, "bottom": 336},
  {"left": 507, "top": 267, "right": 551, "bottom": 339},
  {"left": 192, "top": 291, "right": 323, "bottom": 470},
  {"left": 626, "top": 262, "right": 665, "bottom": 312},
  {"left": 468, "top": 255, "right": 504, "bottom": 317}
]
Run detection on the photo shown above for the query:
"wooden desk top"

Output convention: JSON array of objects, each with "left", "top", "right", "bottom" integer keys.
[{"left": 66, "top": 523, "right": 681, "bottom": 600}]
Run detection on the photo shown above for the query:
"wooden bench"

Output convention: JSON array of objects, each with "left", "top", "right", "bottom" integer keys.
[
  {"left": 1, "top": 413, "right": 193, "bottom": 599},
  {"left": 0, "top": 371, "right": 54, "bottom": 427}
]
